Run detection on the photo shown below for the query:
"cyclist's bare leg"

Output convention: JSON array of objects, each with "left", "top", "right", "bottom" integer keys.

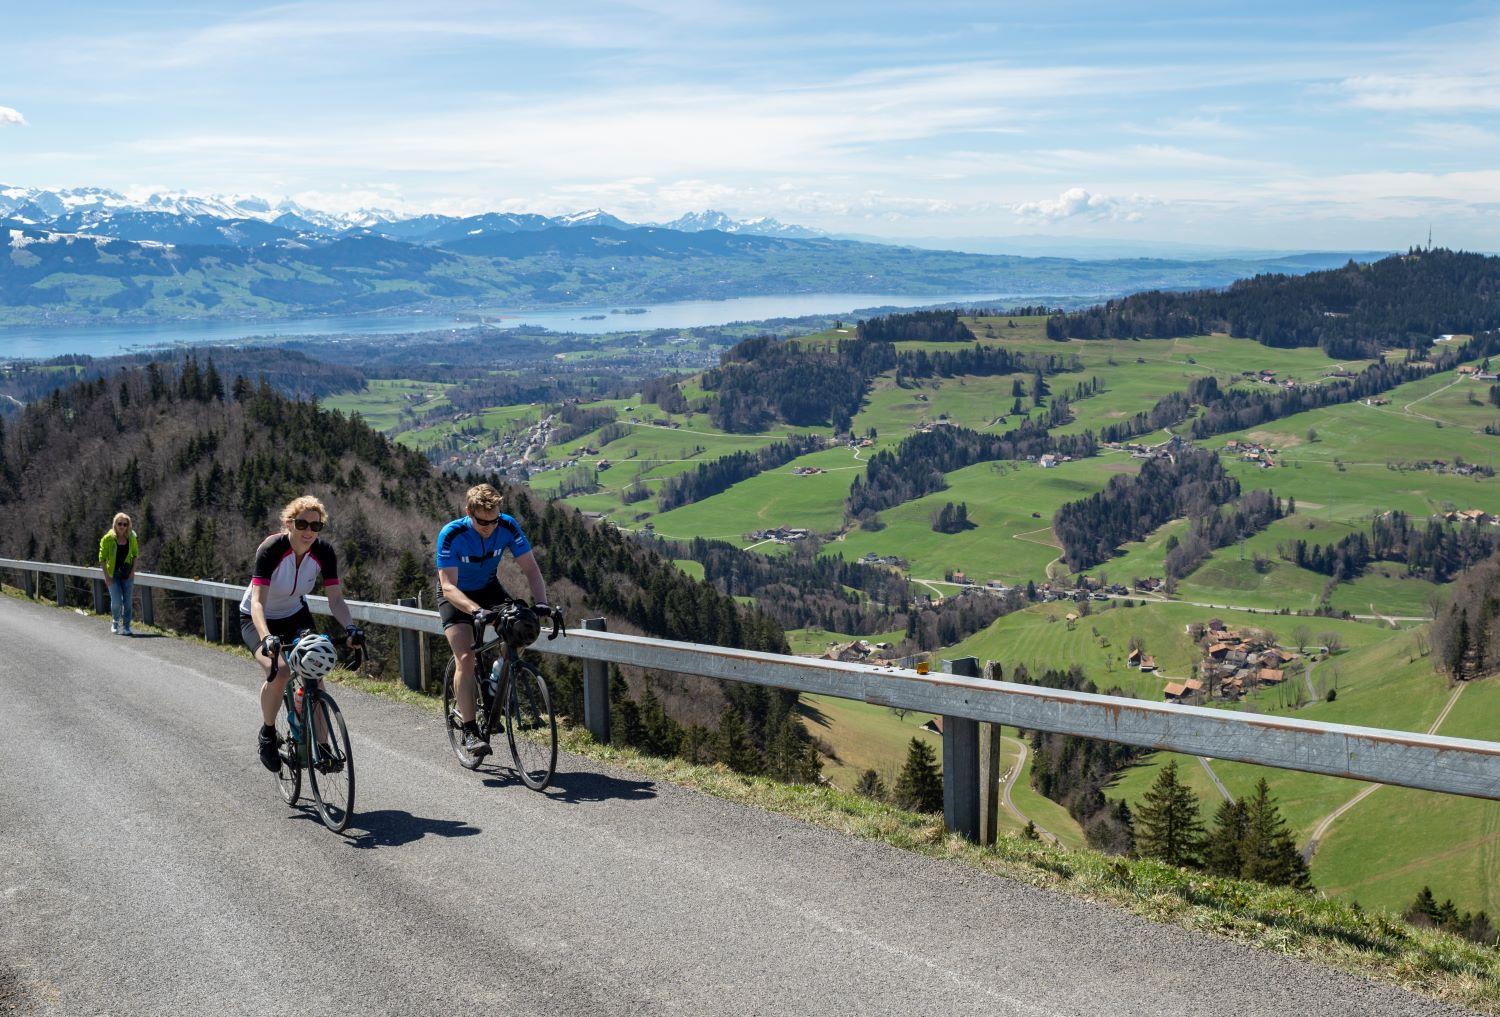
[
  {"left": 256, "top": 648, "right": 287, "bottom": 725},
  {"left": 444, "top": 622, "right": 478, "bottom": 725}
]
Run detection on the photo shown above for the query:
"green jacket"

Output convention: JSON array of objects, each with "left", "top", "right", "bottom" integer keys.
[{"left": 98, "top": 529, "right": 139, "bottom": 578}]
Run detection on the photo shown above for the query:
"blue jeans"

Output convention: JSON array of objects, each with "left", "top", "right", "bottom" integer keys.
[{"left": 109, "top": 575, "right": 134, "bottom": 630}]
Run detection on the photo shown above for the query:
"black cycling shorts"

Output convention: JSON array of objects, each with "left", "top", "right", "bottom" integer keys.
[
  {"left": 239, "top": 605, "right": 317, "bottom": 655},
  {"left": 437, "top": 579, "right": 510, "bottom": 631}
]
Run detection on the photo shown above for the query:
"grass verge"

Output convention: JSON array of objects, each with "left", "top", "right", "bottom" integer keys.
[{"left": 4, "top": 580, "right": 1496, "bottom": 1014}]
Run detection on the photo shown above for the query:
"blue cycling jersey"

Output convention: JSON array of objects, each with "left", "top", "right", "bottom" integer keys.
[{"left": 434, "top": 514, "right": 533, "bottom": 592}]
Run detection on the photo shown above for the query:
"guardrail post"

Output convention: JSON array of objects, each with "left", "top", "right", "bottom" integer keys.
[
  {"left": 201, "top": 595, "right": 220, "bottom": 643},
  {"left": 53, "top": 572, "right": 68, "bottom": 607},
  {"left": 22, "top": 570, "right": 35, "bottom": 598},
  {"left": 91, "top": 578, "right": 107, "bottom": 615},
  {"left": 397, "top": 597, "right": 422, "bottom": 691},
  {"left": 139, "top": 585, "right": 154, "bottom": 627},
  {"left": 978, "top": 712, "right": 1001, "bottom": 847},
  {"left": 583, "top": 617, "right": 610, "bottom": 744},
  {"left": 941, "top": 657, "right": 982, "bottom": 842}
]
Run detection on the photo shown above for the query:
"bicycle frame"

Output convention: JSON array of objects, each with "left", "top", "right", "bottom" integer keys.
[
  {"left": 471, "top": 632, "right": 522, "bottom": 739},
  {"left": 272, "top": 650, "right": 331, "bottom": 770}
]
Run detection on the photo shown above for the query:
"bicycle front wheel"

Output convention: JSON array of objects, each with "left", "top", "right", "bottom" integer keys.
[
  {"left": 441, "top": 652, "right": 492, "bottom": 771},
  {"left": 274, "top": 698, "right": 300, "bottom": 806},
  {"left": 505, "top": 661, "right": 556, "bottom": 791},
  {"left": 306, "top": 693, "right": 355, "bottom": 832}
]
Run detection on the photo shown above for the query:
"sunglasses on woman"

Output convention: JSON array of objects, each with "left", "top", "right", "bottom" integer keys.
[{"left": 293, "top": 518, "right": 325, "bottom": 532}]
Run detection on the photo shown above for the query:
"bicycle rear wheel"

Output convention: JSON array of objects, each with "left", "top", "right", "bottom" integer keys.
[
  {"left": 274, "top": 698, "right": 300, "bottom": 805},
  {"left": 442, "top": 652, "right": 492, "bottom": 770},
  {"left": 306, "top": 693, "right": 355, "bottom": 833},
  {"left": 505, "top": 661, "right": 556, "bottom": 791}
]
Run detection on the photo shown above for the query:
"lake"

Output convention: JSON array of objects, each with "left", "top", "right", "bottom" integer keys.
[{"left": 0, "top": 291, "right": 1027, "bottom": 360}]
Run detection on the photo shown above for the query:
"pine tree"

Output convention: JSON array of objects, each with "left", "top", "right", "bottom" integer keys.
[
  {"left": 1239, "top": 779, "right": 1311, "bottom": 889},
  {"left": 1205, "top": 797, "right": 1249, "bottom": 877},
  {"left": 711, "top": 704, "right": 763, "bottom": 775},
  {"left": 892, "top": 738, "right": 943, "bottom": 814},
  {"left": 391, "top": 549, "right": 427, "bottom": 602},
  {"left": 638, "top": 687, "right": 682, "bottom": 759},
  {"left": 855, "top": 769, "right": 886, "bottom": 801},
  {"left": 1134, "top": 760, "right": 1206, "bottom": 868},
  {"left": 1404, "top": 886, "right": 1440, "bottom": 926}
]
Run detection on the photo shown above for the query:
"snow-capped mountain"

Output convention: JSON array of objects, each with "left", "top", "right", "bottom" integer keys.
[
  {"left": 556, "top": 208, "right": 633, "bottom": 230},
  {"left": 0, "top": 186, "right": 828, "bottom": 249},
  {"left": 0, "top": 185, "right": 390, "bottom": 232},
  {"left": 658, "top": 210, "right": 824, "bottom": 238}
]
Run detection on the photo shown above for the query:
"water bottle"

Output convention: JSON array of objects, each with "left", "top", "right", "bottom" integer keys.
[
  {"left": 288, "top": 685, "right": 305, "bottom": 747},
  {"left": 483, "top": 660, "right": 503, "bottom": 706}
]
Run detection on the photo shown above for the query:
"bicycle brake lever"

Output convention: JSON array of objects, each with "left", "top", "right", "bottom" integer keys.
[{"left": 547, "top": 609, "right": 564, "bottom": 640}]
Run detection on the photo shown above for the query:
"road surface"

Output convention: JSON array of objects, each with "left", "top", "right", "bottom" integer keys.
[{"left": 0, "top": 595, "right": 1476, "bottom": 1017}]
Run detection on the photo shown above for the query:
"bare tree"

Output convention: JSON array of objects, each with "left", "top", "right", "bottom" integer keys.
[
  {"left": 1292, "top": 625, "right": 1311, "bottom": 652},
  {"left": 1320, "top": 631, "right": 1344, "bottom": 655}
]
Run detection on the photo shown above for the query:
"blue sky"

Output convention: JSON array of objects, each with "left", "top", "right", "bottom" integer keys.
[{"left": 2, "top": 1, "right": 1499, "bottom": 249}]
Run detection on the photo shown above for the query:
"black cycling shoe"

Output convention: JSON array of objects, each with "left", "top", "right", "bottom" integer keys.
[
  {"left": 462, "top": 726, "right": 491, "bottom": 758},
  {"left": 257, "top": 727, "right": 281, "bottom": 772}
]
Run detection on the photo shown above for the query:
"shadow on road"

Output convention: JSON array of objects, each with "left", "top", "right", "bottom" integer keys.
[
  {"left": 302, "top": 808, "right": 482, "bottom": 849},
  {"left": 478, "top": 768, "right": 657, "bottom": 804}
]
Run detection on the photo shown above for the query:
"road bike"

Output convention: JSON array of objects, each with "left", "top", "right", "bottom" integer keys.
[
  {"left": 442, "top": 602, "right": 563, "bottom": 790},
  {"left": 269, "top": 634, "right": 356, "bottom": 832}
]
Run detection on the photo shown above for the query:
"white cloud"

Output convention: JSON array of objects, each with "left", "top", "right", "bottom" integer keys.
[
  {"left": 0, "top": 106, "right": 27, "bottom": 127},
  {"left": 1339, "top": 72, "right": 1500, "bottom": 112},
  {"left": 1010, "top": 187, "right": 1156, "bottom": 223}
]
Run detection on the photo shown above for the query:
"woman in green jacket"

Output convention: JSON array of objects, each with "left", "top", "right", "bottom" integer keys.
[{"left": 98, "top": 513, "right": 139, "bottom": 635}]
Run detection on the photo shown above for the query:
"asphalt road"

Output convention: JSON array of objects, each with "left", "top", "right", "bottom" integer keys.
[{"left": 0, "top": 595, "right": 1479, "bottom": 1017}]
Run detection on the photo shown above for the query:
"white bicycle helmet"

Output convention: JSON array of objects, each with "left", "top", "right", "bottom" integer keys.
[{"left": 288, "top": 633, "right": 338, "bottom": 681}]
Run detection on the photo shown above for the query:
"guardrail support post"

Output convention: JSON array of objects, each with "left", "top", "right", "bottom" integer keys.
[
  {"left": 583, "top": 617, "right": 610, "bottom": 744},
  {"left": 978, "top": 716, "right": 1001, "bottom": 847},
  {"left": 397, "top": 597, "right": 422, "bottom": 691},
  {"left": 941, "top": 656, "right": 983, "bottom": 842},
  {"left": 91, "top": 578, "right": 107, "bottom": 615},
  {"left": 22, "top": 570, "right": 35, "bottom": 598},
  {"left": 201, "top": 596, "right": 220, "bottom": 643},
  {"left": 139, "top": 585, "right": 154, "bottom": 627},
  {"left": 53, "top": 572, "right": 68, "bottom": 607}
]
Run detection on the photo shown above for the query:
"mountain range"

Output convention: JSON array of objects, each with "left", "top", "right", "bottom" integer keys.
[
  {"left": 0, "top": 184, "right": 1385, "bottom": 329},
  {"left": 0, "top": 186, "right": 821, "bottom": 247}
]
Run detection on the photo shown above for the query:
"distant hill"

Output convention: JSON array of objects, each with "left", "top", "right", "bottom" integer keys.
[{"left": 1046, "top": 248, "right": 1500, "bottom": 358}]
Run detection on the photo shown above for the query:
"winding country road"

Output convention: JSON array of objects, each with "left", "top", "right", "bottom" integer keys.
[
  {"left": 998, "top": 734, "right": 1057, "bottom": 844},
  {"left": 0, "top": 595, "right": 1477, "bottom": 1016}
]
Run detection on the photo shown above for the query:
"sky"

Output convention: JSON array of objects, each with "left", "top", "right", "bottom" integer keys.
[{"left": 2, "top": 1, "right": 1499, "bottom": 251}]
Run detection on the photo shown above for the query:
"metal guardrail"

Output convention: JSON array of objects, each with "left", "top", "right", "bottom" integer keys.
[{"left": 2, "top": 557, "right": 1497, "bottom": 844}]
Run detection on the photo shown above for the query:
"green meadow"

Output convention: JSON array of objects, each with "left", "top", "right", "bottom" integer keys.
[{"left": 324, "top": 378, "right": 454, "bottom": 432}]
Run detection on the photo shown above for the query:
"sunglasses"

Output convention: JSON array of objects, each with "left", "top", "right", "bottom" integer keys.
[
  {"left": 471, "top": 514, "right": 500, "bottom": 527},
  {"left": 292, "top": 518, "right": 325, "bottom": 532}
]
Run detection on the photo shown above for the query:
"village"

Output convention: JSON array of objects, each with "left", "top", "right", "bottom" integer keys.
[{"left": 1160, "top": 620, "right": 1302, "bottom": 703}]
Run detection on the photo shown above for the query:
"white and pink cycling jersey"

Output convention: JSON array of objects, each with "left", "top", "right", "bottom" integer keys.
[{"left": 237, "top": 532, "right": 340, "bottom": 620}]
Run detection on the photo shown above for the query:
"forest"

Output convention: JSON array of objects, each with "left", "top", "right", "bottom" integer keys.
[
  {"left": 1052, "top": 449, "right": 1242, "bottom": 571},
  {"left": 1287, "top": 510, "right": 1500, "bottom": 584},
  {"left": 855, "top": 309, "right": 974, "bottom": 343}
]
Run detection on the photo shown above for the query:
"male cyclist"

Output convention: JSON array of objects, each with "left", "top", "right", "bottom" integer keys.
[{"left": 436, "top": 483, "right": 550, "bottom": 758}]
